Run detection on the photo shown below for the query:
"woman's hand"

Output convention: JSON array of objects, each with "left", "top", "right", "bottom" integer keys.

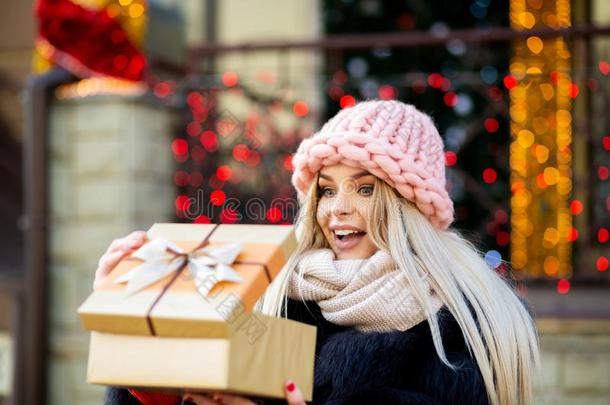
[
  {"left": 183, "top": 380, "right": 306, "bottom": 405},
  {"left": 93, "top": 230, "right": 148, "bottom": 289}
]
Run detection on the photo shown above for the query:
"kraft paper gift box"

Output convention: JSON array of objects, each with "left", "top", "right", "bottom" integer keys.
[{"left": 77, "top": 223, "right": 317, "bottom": 401}]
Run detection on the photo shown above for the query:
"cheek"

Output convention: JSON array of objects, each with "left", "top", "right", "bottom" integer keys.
[
  {"left": 355, "top": 197, "right": 375, "bottom": 224},
  {"left": 316, "top": 203, "right": 329, "bottom": 230}
]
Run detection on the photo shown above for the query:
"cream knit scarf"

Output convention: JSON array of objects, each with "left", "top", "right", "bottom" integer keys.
[{"left": 287, "top": 248, "right": 444, "bottom": 332}]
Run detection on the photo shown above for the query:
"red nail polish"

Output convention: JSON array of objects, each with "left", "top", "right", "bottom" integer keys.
[
  {"left": 185, "top": 396, "right": 193, "bottom": 401},
  {"left": 286, "top": 381, "right": 295, "bottom": 392}
]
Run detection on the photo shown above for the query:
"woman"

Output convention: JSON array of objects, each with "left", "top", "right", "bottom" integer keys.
[{"left": 99, "top": 100, "right": 541, "bottom": 405}]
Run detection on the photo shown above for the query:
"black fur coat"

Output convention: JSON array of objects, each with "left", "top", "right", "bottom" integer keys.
[{"left": 105, "top": 298, "right": 489, "bottom": 405}]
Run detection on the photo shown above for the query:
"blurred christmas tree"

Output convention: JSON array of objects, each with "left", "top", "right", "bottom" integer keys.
[{"left": 322, "top": 0, "right": 512, "bottom": 261}]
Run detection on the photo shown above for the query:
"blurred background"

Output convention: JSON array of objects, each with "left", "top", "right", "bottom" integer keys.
[{"left": 0, "top": 0, "right": 608, "bottom": 404}]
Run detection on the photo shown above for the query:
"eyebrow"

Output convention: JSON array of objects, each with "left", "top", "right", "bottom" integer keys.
[{"left": 318, "top": 170, "right": 372, "bottom": 182}]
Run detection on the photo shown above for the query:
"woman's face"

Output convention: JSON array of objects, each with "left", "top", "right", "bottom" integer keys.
[{"left": 316, "top": 164, "right": 378, "bottom": 260}]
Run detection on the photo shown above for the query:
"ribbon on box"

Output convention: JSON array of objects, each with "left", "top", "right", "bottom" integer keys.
[
  {"left": 114, "top": 235, "right": 244, "bottom": 298},
  {"left": 112, "top": 224, "right": 273, "bottom": 336}
]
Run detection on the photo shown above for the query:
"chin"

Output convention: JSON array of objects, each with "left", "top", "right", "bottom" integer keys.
[{"left": 332, "top": 247, "right": 376, "bottom": 260}]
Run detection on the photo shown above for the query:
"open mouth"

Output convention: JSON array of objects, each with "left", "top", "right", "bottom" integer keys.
[{"left": 332, "top": 229, "right": 366, "bottom": 250}]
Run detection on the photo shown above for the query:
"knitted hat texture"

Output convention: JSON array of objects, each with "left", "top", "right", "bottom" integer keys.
[{"left": 291, "top": 100, "right": 454, "bottom": 230}]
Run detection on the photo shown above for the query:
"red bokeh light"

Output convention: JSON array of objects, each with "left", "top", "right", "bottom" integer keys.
[
  {"left": 484, "top": 118, "right": 499, "bottom": 133},
  {"left": 598, "top": 166, "right": 609, "bottom": 181},
  {"left": 194, "top": 215, "right": 211, "bottom": 224},
  {"left": 603, "top": 136, "right": 610, "bottom": 151},
  {"left": 232, "top": 144, "right": 251, "bottom": 161},
  {"left": 283, "top": 154, "right": 294, "bottom": 171},
  {"left": 568, "top": 83, "right": 580, "bottom": 98},
  {"left": 171, "top": 139, "right": 188, "bottom": 156},
  {"left": 445, "top": 151, "right": 457, "bottom": 166},
  {"left": 216, "top": 165, "right": 233, "bottom": 181},
  {"left": 503, "top": 75, "right": 517, "bottom": 90},
  {"left": 597, "top": 256, "right": 608, "bottom": 272},
  {"left": 245, "top": 151, "right": 261, "bottom": 167},
  {"left": 210, "top": 190, "right": 226, "bottom": 206},
  {"left": 482, "top": 168, "right": 497, "bottom": 184},
  {"left": 222, "top": 71, "right": 239, "bottom": 87},
  {"left": 200, "top": 130, "right": 218, "bottom": 152},
  {"left": 340, "top": 95, "right": 356, "bottom": 109},
  {"left": 567, "top": 227, "right": 579, "bottom": 242},
  {"left": 557, "top": 278, "right": 570, "bottom": 294},
  {"left": 187, "top": 121, "right": 202, "bottom": 137},
  {"left": 570, "top": 200, "right": 584, "bottom": 215},
  {"left": 174, "top": 194, "right": 191, "bottom": 212},
  {"left": 220, "top": 208, "right": 239, "bottom": 224},
  {"left": 153, "top": 81, "right": 173, "bottom": 98},
  {"left": 427, "top": 73, "right": 444, "bottom": 89},
  {"left": 293, "top": 101, "right": 309, "bottom": 117},
  {"left": 378, "top": 85, "right": 396, "bottom": 100},
  {"left": 443, "top": 92, "right": 458, "bottom": 107},
  {"left": 266, "top": 207, "right": 282, "bottom": 223},
  {"left": 598, "top": 227, "right": 609, "bottom": 243}
]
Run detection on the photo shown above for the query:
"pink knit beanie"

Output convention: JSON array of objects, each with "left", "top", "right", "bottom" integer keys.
[{"left": 291, "top": 100, "right": 454, "bottom": 230}]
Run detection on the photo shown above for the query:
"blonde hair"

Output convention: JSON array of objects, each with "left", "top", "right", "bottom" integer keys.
[{"left": 254, "top": 175, "right": 542, "bottom": 405}]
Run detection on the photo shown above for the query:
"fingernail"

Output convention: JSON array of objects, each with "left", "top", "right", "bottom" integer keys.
[{"left": 286, "top": 381, "right": 295, "bottom": 392}]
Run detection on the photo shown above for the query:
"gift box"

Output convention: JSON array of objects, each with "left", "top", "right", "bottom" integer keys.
[{"left": 77, "top": 223, "right": 317, "bottom": 401}]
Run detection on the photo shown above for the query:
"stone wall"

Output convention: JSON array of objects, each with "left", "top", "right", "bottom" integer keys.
[
  {"left": 47, "top": 96, "right": 176, "bottom": 404},
  {"left": 533, "top": 318, "right": 610, "bottom": 405}
]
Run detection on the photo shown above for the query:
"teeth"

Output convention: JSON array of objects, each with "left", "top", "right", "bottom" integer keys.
[{"left": 334, "top": 229, "right": 360, "bottom": 236}]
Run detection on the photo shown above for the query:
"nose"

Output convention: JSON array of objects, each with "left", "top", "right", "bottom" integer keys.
[{"left": 329, "top": 188, "right": 353, "bottom": 217}]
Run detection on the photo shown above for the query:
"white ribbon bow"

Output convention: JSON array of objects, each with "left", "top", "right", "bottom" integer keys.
[{"left": 113, "top": 237, "right": 244, "bottom": 297}]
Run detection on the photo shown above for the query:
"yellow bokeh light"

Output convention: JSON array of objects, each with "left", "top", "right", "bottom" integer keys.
[
  {"left": 535, "top": 144, "right": 550, "bottom": 163},
  {"left": 513, "top": 188, "right": 531, "bottom": 207},
  {"left": 526, "top": 67, "right": 543, "bottom": 75},
  {"left": 556, "top": 109, "right": 572, "bottom": 126},
  {"left": 106, "top": 3, "right": 121, "bottom": 18},
  {"left": 543, "top": 167, "right": 560, "bottom": 184},
  {"left": 510, "top": 106, "right": 528, "bottom": 123},
  {"left": 544, "top": 228, "right": 560, "bottom": 247},
  {"left": 517, "top": 129, "right": 535, "bottom": 148},
  {"left": 527, "top": 36, "right": 544, "bottom": 54},
  {"left": 533, "top": 117, "right": 549, "bottom": 134},
  {"left": 543, "top": 256, "right": 560, "bottom": 276},
  {"left": 539, "top": 83, "right": 554, "bottom": 100},
  {"left": 129, "top": 3, "right": 145, "bottom": 18},
  {"left": 119, "top": 0, "right": 133, "bottom": 6},
  {"left": 557, "top": 177, "right": 572, "bottom": 195},
  {"left": 519, "top": 12, "right": 536, "bottom": 29}
]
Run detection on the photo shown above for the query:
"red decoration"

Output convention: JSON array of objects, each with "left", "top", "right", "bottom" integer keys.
[
  {"left": 35, "top": 0, "right": 146, "bottom": 81},
  {"left": 503, "top": 75, "right": 517, "bottom": 90},
  {"left": 128, "top": 389, "right": 180, "bottom": 405},
  {"left": 557, "top": 279, "right": 570, "bottom": 294},
  {"left": 340, "top": 95, "right": 356, "bottom": 109},
  {"left": 444, "top": 151, "right": 457, "bottom": 167},
  {"left": 443, "top": 92, "right": 458, "bottom": 107},
  {"left": 569, "top": 199, "right": 583, "bottom": 215}
]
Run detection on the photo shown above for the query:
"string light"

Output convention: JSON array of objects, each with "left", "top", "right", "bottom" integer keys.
[{"left": 509, "top": 0, "right": 573, "bottom": 279}]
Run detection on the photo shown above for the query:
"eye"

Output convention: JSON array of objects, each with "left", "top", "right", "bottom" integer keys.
[
  {"left": 358, "top": 184, "right": 374, "bottom": 196},
  {"left": 319, "top": 187, "right": 336, "bottom": 198}
]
